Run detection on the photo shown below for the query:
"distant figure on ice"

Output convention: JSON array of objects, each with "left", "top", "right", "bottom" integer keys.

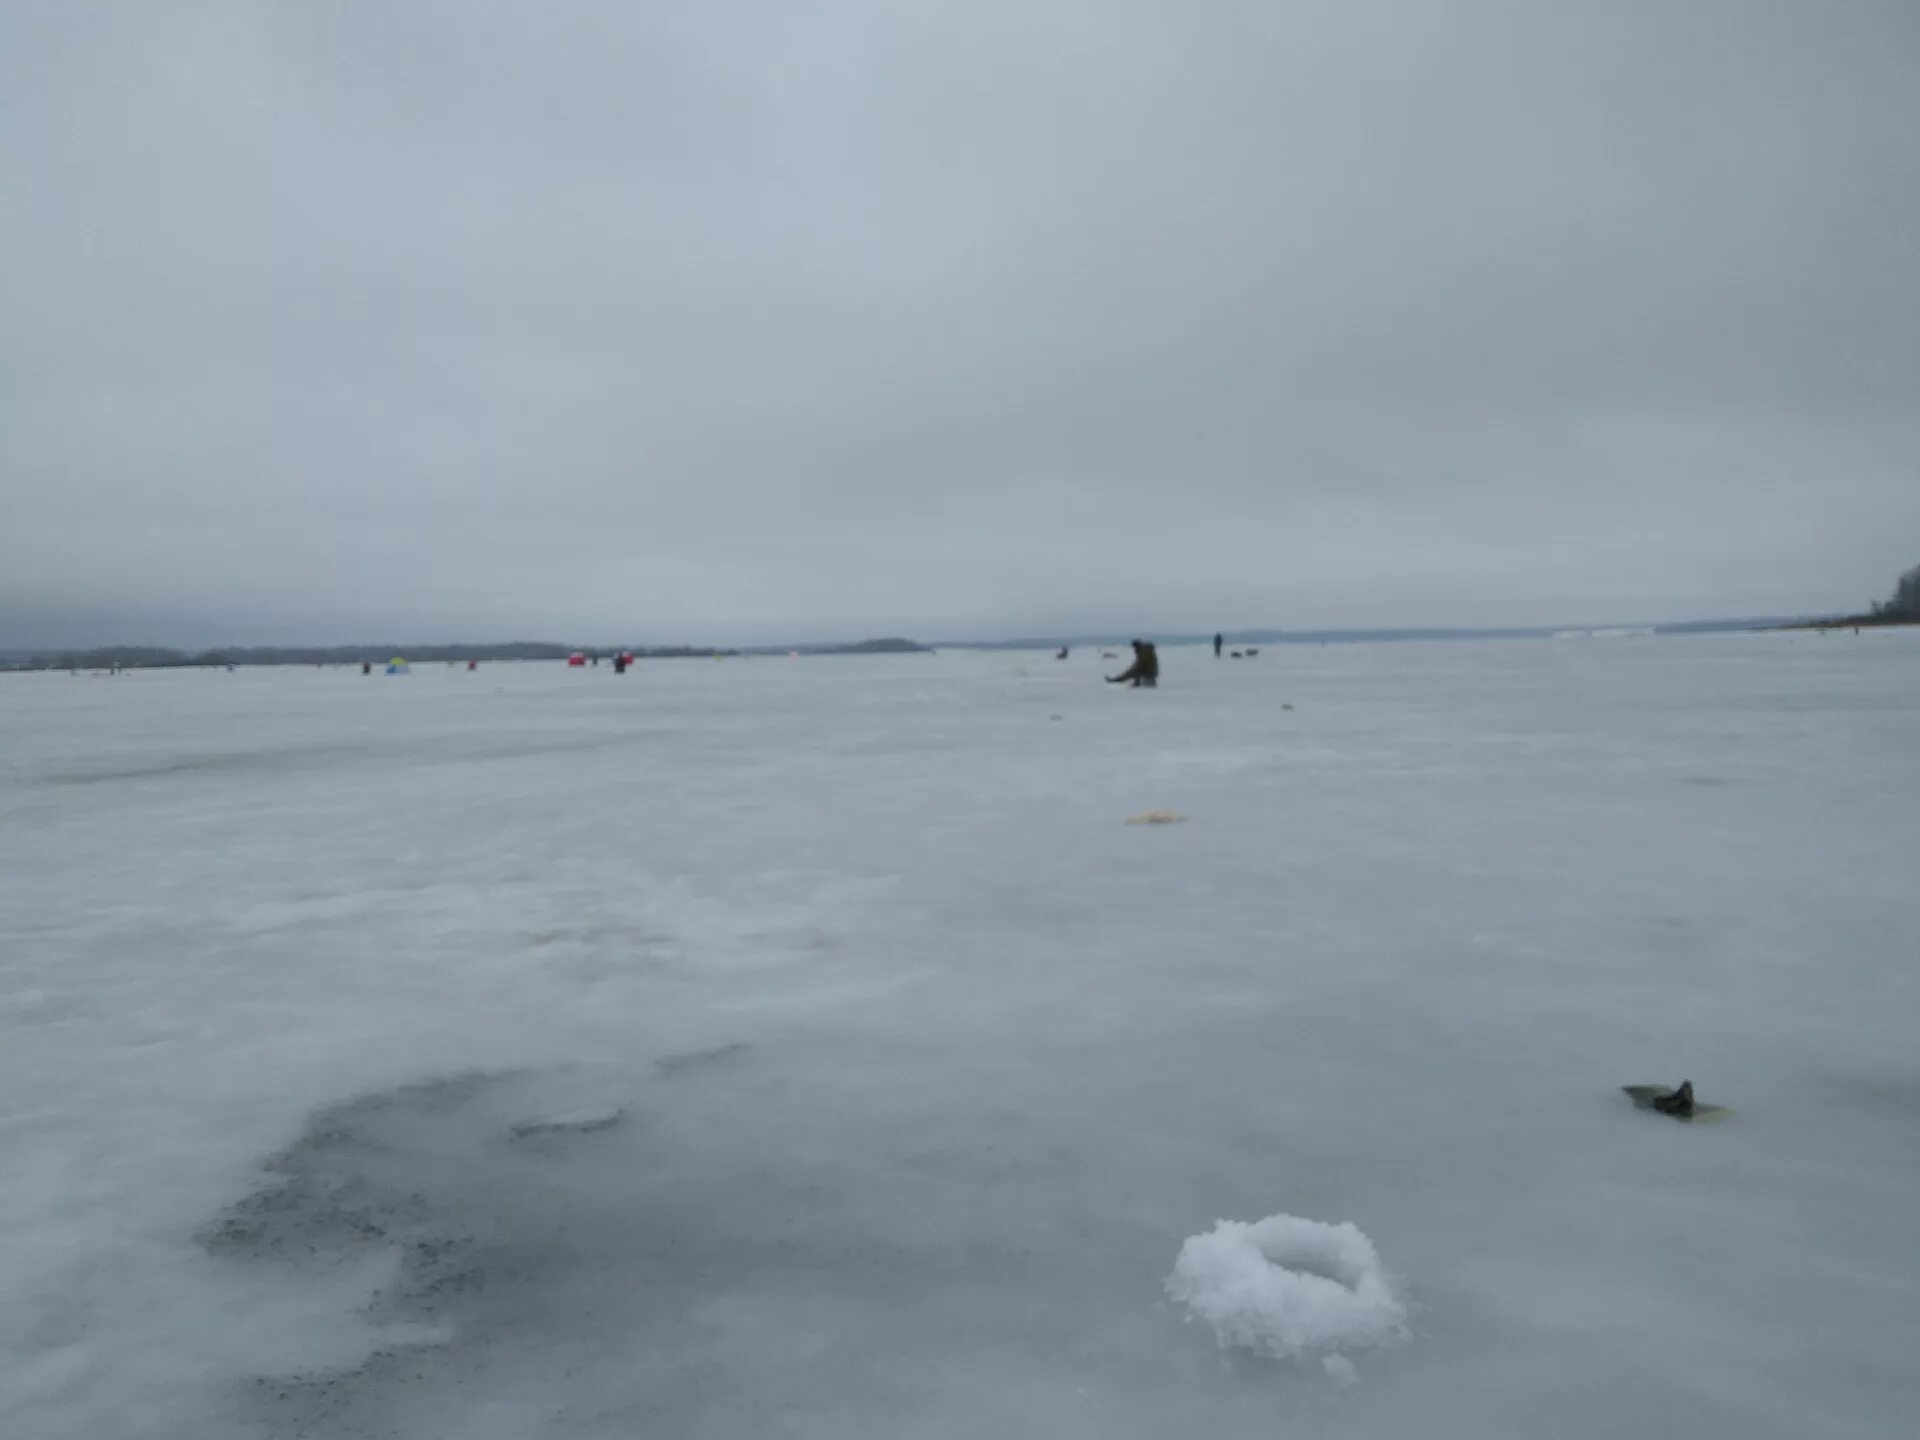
[
  {"left": 1107, "top": 640, "right": 1159, "bottom": 688},
  {"left": 467, "top": 659, "right": 477, "bottom": 671},
  {"left": 1056, "top": 646, "right": 1070, "bottom": 660},
  {"left": 1214, "top": 633, "right": 1223, "bottom": 658},
  {"left": 613, "top": 653, "right": 628, "bottom": 674},
  {"left": 361, "top": 660, "right": 371, "bottom": 675}
]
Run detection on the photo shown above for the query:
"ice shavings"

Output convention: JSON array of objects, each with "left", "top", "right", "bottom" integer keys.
[{"left": 1166, "top": 1213, "right": 1408, "bottom": 1363}]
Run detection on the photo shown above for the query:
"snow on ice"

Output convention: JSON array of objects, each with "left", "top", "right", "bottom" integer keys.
[
  {"left": 1166, "top": 1213, "right": 1408, "bottom": 1364},
  {"left": 3, "top": 633, "right": 1918, "bottom": 1438}
]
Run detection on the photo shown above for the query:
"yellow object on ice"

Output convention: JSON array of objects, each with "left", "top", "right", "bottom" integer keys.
[{"left": 1126, "top": 811, "right": 1188, "bottom": 825}]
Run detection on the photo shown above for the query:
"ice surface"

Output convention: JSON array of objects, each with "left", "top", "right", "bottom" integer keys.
[
  {"left": 1166, "top": 1214, "right": 1407, "bottom": 1363},
  {"left": 4, "top": 634, "right": 1919, "bottom": 1438},
  {"left": 508, "top": 1106, "right": 626, "bottom": 1138}
]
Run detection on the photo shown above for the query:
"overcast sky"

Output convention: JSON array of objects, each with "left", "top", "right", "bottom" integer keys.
[{"left": 4, "top": 1, "right": 1917, "bottom": 646}]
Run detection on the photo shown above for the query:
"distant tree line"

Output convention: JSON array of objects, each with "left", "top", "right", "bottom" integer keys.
[
  {"left": 6, "top": 642, "right": 743, "bottom": 671},
  {"left": 1873, "top": 564, "right": 1920, "bottom": 622},
  {"left": 1801, "top": 562, "right": 1920, "bottom": 630}
]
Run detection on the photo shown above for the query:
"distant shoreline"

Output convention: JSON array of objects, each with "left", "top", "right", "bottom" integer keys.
[
  {"left": 14, "top": 613, "right": 1918, "bottom": 673},
  {"left": 1774, "top": 615, "right": 1919, "bottom": 632},
  {"left": 0, "top": 637, "right": 935, "bottom": 672}
]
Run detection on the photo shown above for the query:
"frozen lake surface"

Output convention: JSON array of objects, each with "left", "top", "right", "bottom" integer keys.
[{"left": 4, "top": 634, "right": 1917, "bottom": 1438}]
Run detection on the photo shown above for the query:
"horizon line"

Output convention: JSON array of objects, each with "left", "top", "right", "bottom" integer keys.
[{"left": 1, "top": 612, "right": 1835, "bottom": 661}]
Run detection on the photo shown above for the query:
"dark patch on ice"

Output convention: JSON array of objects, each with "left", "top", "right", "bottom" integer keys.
[
  {"left": 200, "top": 1067, "right": 631, "bottom": 1307},
  {"left": 655, "top": 1041, "right": 748, "bottom": 1077},
  {"left": 523, "top": 922, "right": 676, "bottom": 951},
  {"left": 201, "top": 1069, "right": 640, "bottom": 1432},
  {"left": 245, "top": 1346, "right": 422, "bottom": 1435},
  {"left": 41, "top": 743, "right": 374, "bottom": 786},
  {"left": 509, "top": 1106, "right": 626, "bottom": 1139},
  {"left": 196, "top": 1051, "right": 1029, "bottom": 1437},
  {"left": 450, "top": 733, "right": 648, "bottom": 766},
  {"left": 200, "top": 1073, "right": 504, "bottom": 1261},
  {"left": 39, "top": 732, "right": 641, "bottom": 789}
]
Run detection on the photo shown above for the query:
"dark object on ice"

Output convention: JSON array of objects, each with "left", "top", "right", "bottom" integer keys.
[
  {"left": 1107, "top": 640, "right": 1159, "bottom": 688},
  {"left": 509, "top": 1106, "right": 625, "bottom": 1139},
  {"left": 1653, "top": 1080, "right": 1694, "bottom": 1117},
  {"left": 1101, "top": 650, "right": 1118, "bottom": 659},
  {"left": 804, "top": 637, "right": 934, "bottom": 655},
  {"left": 1230, "top": 651, "right": 1243, "bottom": 659},
  {"left": 613, "top": 653, "right": 628, "bottom": 674},
  {"left": 1214, "top": 632, "right": 1223, "bottom": 658},
  {"left": 1056, "top": 646, "right": 1070, "bottom": 660},
  {"left": 1623, "top": 1081, "right": 1729, "bottom": 1122},
  {"left": 655, "top": 1041, "right": 749, "bottom": 1077},
  {"left": 361, "top": 661, "right": 371, "bottom": 675},
  {"left": 1245, "top": 648, "right": 1260, "bottom": 657}
]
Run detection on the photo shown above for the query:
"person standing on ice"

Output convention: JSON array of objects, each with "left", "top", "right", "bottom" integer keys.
[
  {"left": 1214, "top": 632, "right": 1223, "bottom": 658},
  {"left": 1107, "top": 640, "right": 1159, "bottom": 688}
]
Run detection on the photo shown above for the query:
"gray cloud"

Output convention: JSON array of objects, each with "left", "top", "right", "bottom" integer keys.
[{"left": 5, "top": 0, "right": 1917, "bottom": 645}]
